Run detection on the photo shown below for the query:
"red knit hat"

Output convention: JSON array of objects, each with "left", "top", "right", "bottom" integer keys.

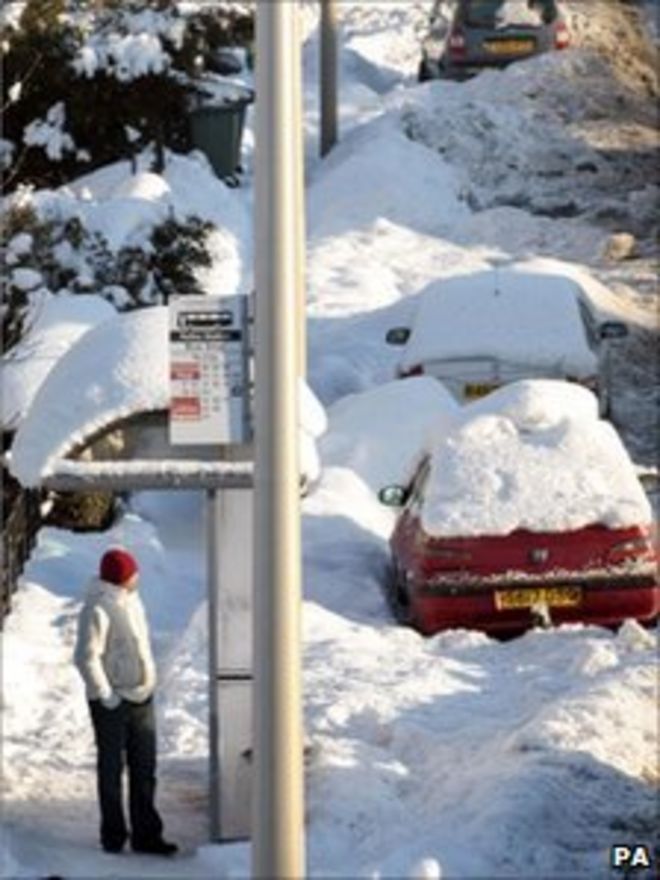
[{"left": 100, "top": 548, "right": 138, "bottom": 586}]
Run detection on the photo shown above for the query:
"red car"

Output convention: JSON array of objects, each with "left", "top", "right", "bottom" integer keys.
[{"left": 379, "top": 382, "right": 658, "bottom": 636}]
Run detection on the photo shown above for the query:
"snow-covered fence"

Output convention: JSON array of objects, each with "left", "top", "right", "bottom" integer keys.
[{"left": 1, "top": 470, "right": 41, "bottom": 621}]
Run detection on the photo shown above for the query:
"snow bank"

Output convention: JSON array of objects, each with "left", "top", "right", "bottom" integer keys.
[
  {"left": 307, "top": 114, "right": 470, "bottom": 240},
  {"left": 421, "top": 382, "right": 651, "bottom": 537},
  {"left": 297, "top": 0, "right": 430, "bottom": 158},
  {"left": 300, "top": 377, "right": 329, "bottom": 439},
  {"left": 302, "top": 601, "right": 657, "bottom": 878},
  {"left": 308, "top": 218, "right": 491, "bottom": 317},
  {"left": 302, "top": 466, "right": 395, "bottom": 620},
  {"left": 300, "top": 378, "right": 329, "bottom": 486},
  {"left": 453, "top": 205, "right": 608, "bottom": 264},
  {"left": 0, "top": 293, "right": 115, "bottom": 430},
  {"left": 398, "top": 268, "right": 597, "bottom": 376},
  {"left": 304, "top": 109, "right": 486, "bottom": 403},
  {"left": 337, "top": 0, "right": 430, "bottom": 87},
  {"left": 321, "top": 377, "right": 459, "bottom": 492},
  {"left": 399, "top": 48, "right": 658, "bottom": 231}
]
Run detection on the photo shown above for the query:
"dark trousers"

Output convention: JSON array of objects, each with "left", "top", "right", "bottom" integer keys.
[{"left": 89, "top": 697, "right": 164, "bottom": 849}]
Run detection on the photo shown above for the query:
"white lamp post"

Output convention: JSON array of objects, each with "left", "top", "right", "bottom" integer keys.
[{"left": 252, "top": 0, "right": 306, "bottom": 876}]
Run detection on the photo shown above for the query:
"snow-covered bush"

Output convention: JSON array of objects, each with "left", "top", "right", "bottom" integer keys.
[
  {"left": 1, "top": 0, "right": 254, "bottom": 190},
  {"left": 1, "top": 201, "right": 214, "bottom": 351}
]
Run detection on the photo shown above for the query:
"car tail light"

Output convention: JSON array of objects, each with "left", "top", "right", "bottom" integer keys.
[
  {"left": 607, "top": 535, "right": 654, "bottom": 565},
  {"left": 554, "top": 22, "right": 570, "bottom": 50},
  {"left": 448, "top": 29, "right": 466, "bottom": 57}
]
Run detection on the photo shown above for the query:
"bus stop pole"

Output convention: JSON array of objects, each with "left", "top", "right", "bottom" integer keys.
[
  {"left": 320, "top": 0, "right": 338, "bottom": 157},
  {"left": 206, "top": 490, "right": 221, "bottom": 840},
  {"left": 253, "top": 1, "right": 306, "bottom": 877}
]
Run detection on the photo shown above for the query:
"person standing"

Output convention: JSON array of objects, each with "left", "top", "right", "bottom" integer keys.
[{"left": 74, "top": 547, "right": 177, "bottom": 856}]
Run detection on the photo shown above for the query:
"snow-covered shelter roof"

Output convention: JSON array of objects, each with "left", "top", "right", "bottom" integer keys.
[
  {"left": 420, "top": 381, "right": 651, "bottom": 538},
  {"left": 9, "top": 305, "right": 325, "bottom": 488},
  {"left": 1, "top": 294, "right": 115, "bottom": 432},
  {"left": 399, "top": 268, "right": 598, "bottom": 376}
]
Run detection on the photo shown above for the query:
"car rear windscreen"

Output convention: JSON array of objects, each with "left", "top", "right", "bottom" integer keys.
[{"left": 463, "top": 0, "right": 557, "bottom": 27}]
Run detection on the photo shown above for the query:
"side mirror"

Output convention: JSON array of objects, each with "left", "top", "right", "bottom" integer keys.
[
  {"left": 637, "top": 470, "right": 659, "bottom": 495},
  {"left": 385, "top": 327, "right": 411, "bottom": 346},
  {"left": 599, "top": 321, "right": 628, "bottom": 341},
  {"left": 378, "top": 485, "right": 409, "bottom": 507}
]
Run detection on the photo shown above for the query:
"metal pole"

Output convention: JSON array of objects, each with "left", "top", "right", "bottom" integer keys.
[
  {"left": 253, "top": 0, "right": 305, "bottom": 877},
  {"left": 293, "top": 3, "right": 307, "bottom": 378},
  {"left": 206, "top": 489, "right": 221, "bottom": 840},
  {"left": 320, "top": 0, "right": 338, "bottom": 157}
]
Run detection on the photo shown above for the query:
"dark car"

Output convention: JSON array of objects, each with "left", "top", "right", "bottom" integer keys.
[
  {"left": 418, "top": 0, "right": 570, "bottom": 82},
  {"left": 379, "top": 381, "right": 658, "bottom": 637}
]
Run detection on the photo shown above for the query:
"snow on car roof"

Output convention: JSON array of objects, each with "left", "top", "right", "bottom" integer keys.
[
  {"left": 9, "top": 305, "right": 325, "bottom": 487},
  {"left": 464, "top": 378, "right": 600, "bottom": 427},
  {"left": 399, "top": 268, "right": 598, "bottom": 376},
  {"left": 420, "top": 381, "right": 651, "bottom": 537}
]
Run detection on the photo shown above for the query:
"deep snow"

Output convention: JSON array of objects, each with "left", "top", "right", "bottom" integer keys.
[{"left": 2, "top": 1, "right": 659, "bottom": 878}]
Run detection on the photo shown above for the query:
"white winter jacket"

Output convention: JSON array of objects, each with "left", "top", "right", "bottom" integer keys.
[{"left": 74, "top": 578, "right": 157, "bottom": 705}]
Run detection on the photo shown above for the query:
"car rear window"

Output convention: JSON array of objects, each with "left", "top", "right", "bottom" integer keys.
[{"left": 463, "top": 0, "right": 556, "bottom": 27}]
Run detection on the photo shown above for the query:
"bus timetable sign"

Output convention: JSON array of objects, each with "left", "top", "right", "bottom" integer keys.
[{"left": 169, "top": 296, "right": 250, "bottom": 445}]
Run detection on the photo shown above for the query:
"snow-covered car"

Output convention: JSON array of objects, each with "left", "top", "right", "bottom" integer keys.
[
  {"left": 418, "top": 0, "right": 570, "bottom": 82},
  {"left": 385, "top": 267, "right": 628, "bottom": 416},
  {"left": 378, "top": 381, "right": 658, "bottom": 637}
]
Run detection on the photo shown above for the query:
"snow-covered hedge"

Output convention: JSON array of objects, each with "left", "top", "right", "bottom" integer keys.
[
  {"left": 1, "top": 0, "right": 253, "bottom": 190},
  {"left": 1, "top": 198, "right": 213, "bottom": 352}
]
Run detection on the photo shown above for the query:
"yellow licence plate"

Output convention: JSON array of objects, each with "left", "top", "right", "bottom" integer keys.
[
  {"left": 464, "top": 382, "right": 498, "bottom": 400},
  {"left": 484, "top": 40, "right": 535, "bottom": 55},
  {"left": 495, "top": 587, "right": 583, "bottom": 610}
]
